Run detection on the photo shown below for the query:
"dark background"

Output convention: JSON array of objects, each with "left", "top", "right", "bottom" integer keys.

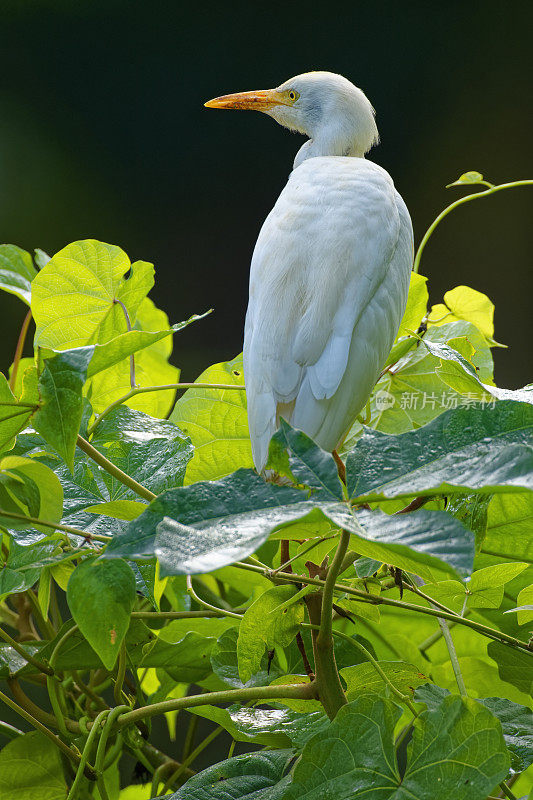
[{"left": 1, "top": 0, "right": 532, "bottom": 387}]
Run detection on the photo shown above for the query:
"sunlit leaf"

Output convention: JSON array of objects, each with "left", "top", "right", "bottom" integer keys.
[
  {"left": 0, "top": 244, "right": 37, "bottom": 306},
  {"left": 395, "top": 272, "right": 428, "bottom": 340},
  {"left": 428, "top": 285, "right": 495, "bottom": 341},
  {"left": 171, "top": 353, "right": 252, "bottom": 483}
]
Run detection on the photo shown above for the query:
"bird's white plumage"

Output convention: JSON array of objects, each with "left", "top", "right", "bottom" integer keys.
[
  {"left": 244, "top": 155, "right": 412, "bottom": 470},
  {"left": 206, "top": 71, "right": 413, "bottom": 471}
]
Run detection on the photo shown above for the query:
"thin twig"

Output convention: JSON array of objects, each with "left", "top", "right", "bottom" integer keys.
[{"left": 9, "top": 309, "right": 32, "bottom": 391}]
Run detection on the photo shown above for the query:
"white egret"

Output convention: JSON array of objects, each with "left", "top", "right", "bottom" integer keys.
[{"left": 206, "top": 72, "right": 413, "bottom": 473}]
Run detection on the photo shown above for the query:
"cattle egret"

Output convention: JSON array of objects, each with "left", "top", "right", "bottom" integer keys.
[{"left": 205, "top": 72, "right": 413, "bottom": 472}]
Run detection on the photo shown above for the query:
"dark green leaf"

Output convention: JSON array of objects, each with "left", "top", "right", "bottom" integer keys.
[
  {"left": 237, "top": 585, "right": 304, "bottom": 682},
  {"left": 211, "top": 627, "right": 283, "bottom": 688},
  {"left": 347, "top": 401, "right": 533, "bottom": 501},
  {"left": 166, "top": 750, "right": 294, "bottom": 800},
  {"left": 66, "top": 557, "right": 136, "bottom": 669},
  {"left": 285, "top": 693, "right": 509, "bottom": 800},
  {"left": 487, "top": 642, "right": 533, "bottom": 696},
  {"left": 33, "top": 348, "right": 92, "bottom": 470},
  {"left": 480, "top": 697, "right": 533, "bottom": 771}
]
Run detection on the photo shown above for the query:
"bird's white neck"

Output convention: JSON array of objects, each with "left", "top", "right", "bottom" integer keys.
[{"left": 293, "top": 136, "right": 368, "bottom": 168}]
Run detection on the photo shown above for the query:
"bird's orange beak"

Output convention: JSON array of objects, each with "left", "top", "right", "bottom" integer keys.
[{"left": 204, "top": 88, "right": 286, "bottom": 111}]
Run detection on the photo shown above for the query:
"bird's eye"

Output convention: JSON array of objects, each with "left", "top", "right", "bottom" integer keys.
[{"left": 288, "top": 90, "right": 299, "bottom": 102}]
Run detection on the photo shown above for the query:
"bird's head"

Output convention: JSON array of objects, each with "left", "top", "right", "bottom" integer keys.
[{"left": 205, "top": 71, "right": 379, "bottom": 166}]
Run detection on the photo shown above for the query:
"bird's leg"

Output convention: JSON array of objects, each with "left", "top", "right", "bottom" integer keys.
[{"left": 332, "top": 449, "right": 346, "bottom": 485}]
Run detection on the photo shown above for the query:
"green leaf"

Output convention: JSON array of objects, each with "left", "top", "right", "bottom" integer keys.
[
  {"left": 85, "top": 297, "right": 180, "bottom": 418},
  {"left": 514, "top": 585, "right": 533, "bottom": 625},
  {"left": 166, "top": 750, "right": 294, "bottom": 800},
  {"left": 285, "top": 693, "right": 510, "bottom": 800},
  {"left": 347, "top": 400, "right": 533, "bottom": 502},
  {"left": 0, "top": 731, "right": 66, "bottom": 798},
  {"left": 0, "top": 455, "right": 63, "bottom": 536},
  {"left": 447, "top": 170, "right": 486, "bottom": 187},
  {"left": 269, "top": 419, "right": 344, "bottom": 499},
  {"left": 487, "top": 641, "right": 533, "bottom": 696},
  {"left": 343, "top": 320, "right": 495, "bottom": 443},
  {"left": 416, "top": 684, "right": 533, "bottom": 772},
  {"left": 211, "top": 627, "right": 282, "bottom": 688},
  {"left": 189, "top": 704, "right": 293, "bottom": 747},
  {"left": 218, "top": 705, "right": 328, "bottom": 748},
  {"left": 428, "top": 285, "right": 495, "bottom": 340},
  {"left": 483, "top": 493, "right": 533, "bottom": 562},
  {"left": 479, "top": 697, "right": 533, "bottom": 771},
  {"left": 66, "top": 557, "right": 136, "bottom": 669},
  {"left": 32, "top": 348, "right": 92, "bottom": 470},
  {"left": 395, "top": 272, "right": 428, "bottom": 340},
  {"left": 467, "top": 563, "right": 529, "bottom": 609},
  {"left": 83, "top": 311, "right": 209, "bottom": 378},
  {"left": 170, "top": 354, "right": 252, "bottom": 483},
  {"left": 0, "top": 373, "right": 35, "bottom": 454},
  {"left": 0, "top": 244, "right": 37, "bottom": 306},
  {"left": 446, "top": 493, "right": 491, "bottom": 551},
  {"left": 340, "top": 660, "right": 430, "bottom": 700},
  {"left": 85, "top": 499, "right": 147, "bottom": 521},
  {"left": 31, "top": 240, "right": 154, "bottom": 349},
  {"left": 237, "top": 585, "right": 305, "bottom": 682}
]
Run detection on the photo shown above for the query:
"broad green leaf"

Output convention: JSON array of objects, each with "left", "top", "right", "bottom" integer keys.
[
  {"left": 219, "top": 705, "right": 328, "bottom": 748},
  {"left": 285, "top": 693, "right": 509, "bottom": 800},
  {"left": 347, "top": 400, "right": 533, "bottom": 502},
  {"left": 166, "top": 750, "right": 294, "bottom": 800},
  {"left": 31, "top": 240, "right": 154, "bottom": 349},
  {"left": 340, "top": 660, "right": 430, "bottom": 700},
  {"left": 269, "top": 419, "right": 344, "bottom": 499},
  {"left": 86, "top": 297, "right": 179, "bottom": 418},
  {"left": 395, "top": 272, "right": 428, "bottom": 340},
  {"left": 0, "top": 731, "right": 66, "bottom": 798},
  {"left": 416, "top": 684, "right": 533, "bottom": 772},
  {"left": 105, "top": 468, "right": 475, "bottom": 581},
  {"left": 89, "top": 405, "right": 192, "bottom": 499},
  {"left": 483, "top": 493, "right": 533, "bottom": 562},
  {"left": 0, "top": 244, "right": 37, "bottom": 305},
  {"left": 32, "top": 348, "right": 92, "bottom": 469},
  {"left": 423, "top": 579, "right": 467, "bottom": 613},
  {"left": 480, "top": 697, "right": 533, "bottom": 771},
  {"left": 487, "top": 642, "right": 533, "bottom": 696},
  {"left": 211, "top": 627, "right": 283, "bottom": 688},
  {"left": 0, "top": 373, "right": 35, "bottom": 454},
  {"left": 84, "top": 311, "right": 209, "bottom": 378},
  {"left": 189, "top": 704, "right": 293, "bottom": 747},
  {"left": 446, "top": 493, "right": 491, "bottom": 551},
  {"left": 85, "top": 499, "right": 147, "bottom": 521},
  {"left": 343, "top": 320, "right": 494, "bottom": 443},
  {"left": 467, "top": 563, "right": 529, "bottom": 609},
  {"left": 170, "top": 354, "right": 252, "bottom": 483},
  {"left": 0, "top": 455, "right": 63, "bottom": 535},
  {"left": 237, "top": 585, "right": 305, "bottom": 682},
  {"left": 428, "top": 285, "right": 495, "bottom": 340},
  {"left": 67, "top": 557, "right": 136, "bottom": 669},
  {"left": 515, "top": 585, "right": 533, "bottom": 625}
]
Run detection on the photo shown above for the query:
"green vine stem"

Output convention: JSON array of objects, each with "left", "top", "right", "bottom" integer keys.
[
  {"left": 413, "top": 179, "right": 533, "bottom": 274},
  {"left": 113, "top": 641, "right": 128, "bottom": 705},
  {"left": 9, "top": 308, "right": 32, "bottom": 391},
  {"left": 186, "top": 575, "right": 243, "bottom": 620},
  {"left": 76, "top": 435, "right": 156, "bottom": 501},
  {"left": 310, "top": 528, "right": 351, "bottom": 719},
  {"left": 0, "top": 508, "right": 111, "bottom": 542},
  {"left": 233, "top": 562, "right": 533, "bottom": 654},
  {"left": 66, "top": 709, "right": 109, "bottom": 798},
  {"left": 0, "top": 720, "right": 23, "bottom": 739},
  {"left": 87, "top": 382, "right": 246, "bottom": 434},
  {"left": 116, "top": 681, "right": 317, "bottom": 730},
  {"left": 161, "top": 725, "right": 224, "bottom": 792},
  {"left": 0, "top": 687, "right": 94, "bottom": 778}
]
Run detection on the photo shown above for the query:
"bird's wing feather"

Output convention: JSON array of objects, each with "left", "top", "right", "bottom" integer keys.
[{"left": 244, "top": 157, "right": 413, "bottom": 470}]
